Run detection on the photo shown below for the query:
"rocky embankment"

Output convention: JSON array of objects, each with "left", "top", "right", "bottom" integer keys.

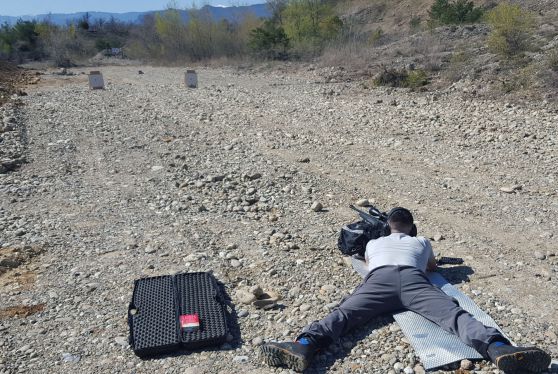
[{"left": 0, "top": 66, "right": 557, "bottom": 374}]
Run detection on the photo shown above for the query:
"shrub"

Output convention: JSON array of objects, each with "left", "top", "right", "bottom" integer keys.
[
  {"left": 486, "top": 3, "right": 535, "bottom": 57},
  {"left": 410, "top": 16, "right": 421, "bottom": 31},
  {"left": 248, "top": 20, "right": 290, "bottom": 59},
  {"left": 429, "top": 0, "right": 484, "bottom": 25},
  {"left": 95, "top": 39, "right": 112, "bottom": 51},
  {"left": 406, "top": 69, "right": 429, "bottom": 88},
  {"left": 374, "top": 68, "right": 428, "bottom": 88},
  {"left": 445, "top": 49, "right": 471, "bottom": 81},
  {"left": 369, "top": 28, "right": 384, "bottom": 46},
  {"left": 0, "top": 20, "right": 42, "bottom": 61},
  {"left": 281, "top": 0, "right": 342, "bottom": 54},
  {"left": 374, "top": 68, "right": 408, "bottom": 87},
  {"left": 548, "top": 50, "right": 558, "bottom": 72},
  {"left": 541, "top": 50, "right": 558, "bottom": 89},
  {"left": 43, "top": 28, "right": 94, "bottom": 66},
  {"left": 500, "top": 64, "right": 536, "bottom": 92}
]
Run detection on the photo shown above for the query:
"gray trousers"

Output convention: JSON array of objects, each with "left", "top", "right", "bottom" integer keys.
[{"left": 299, "top": 265, "right": 506, "bottom": 358}]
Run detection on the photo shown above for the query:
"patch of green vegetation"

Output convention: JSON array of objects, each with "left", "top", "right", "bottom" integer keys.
[
  {"left": 429, "top": 0, "right": 484, "bottom": 26},
  {"left": 248, "top": 20, "right": 290, "bottom": 60},
  {"left": 406, "top": 69, "right": 429, "bottom": 88},
  {"left": 486, "top": 3, "right": 535, "bottom": 58},
  {"left": 500, "top": 64, "right": 537, "bottom": 93},
  {"left": 281, "top": 0, "right": 342, "bottom": 54},
  {"left": 410, "top": 16, "right": 422, "bottom": 31},
  {"left": 369, "top": 28, "right": 384, "bottom": 46},
  {"left": 548, "top": 50, "right": 558, "bottom": 72},
  {"left": 374, "top": 68, "right": 429, "bottom": 89}
]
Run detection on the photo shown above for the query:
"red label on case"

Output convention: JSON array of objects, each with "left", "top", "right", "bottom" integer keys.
[{"left": 180, "top": 314, "right": 200, "bottom": 332}]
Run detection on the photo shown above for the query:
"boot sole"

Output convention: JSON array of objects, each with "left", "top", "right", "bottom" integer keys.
[
  {"left": 496, "top": 348, "right": 551, "bottom": 373},
  {"left": 260, "top": 344, "right": 309, "bottom": 372}
]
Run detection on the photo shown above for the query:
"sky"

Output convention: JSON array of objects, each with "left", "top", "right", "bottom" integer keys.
[{"left": 0, "top": 0, "right": 265, "bottom": 16}]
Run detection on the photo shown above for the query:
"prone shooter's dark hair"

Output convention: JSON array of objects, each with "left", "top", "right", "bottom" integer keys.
[{"left": 387, "top": 207, "right": 414, "bottom": 229}]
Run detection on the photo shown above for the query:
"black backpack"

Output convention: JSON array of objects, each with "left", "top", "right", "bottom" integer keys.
[{"left": 337, "top": 205, "right": 417, "bottom": 257}]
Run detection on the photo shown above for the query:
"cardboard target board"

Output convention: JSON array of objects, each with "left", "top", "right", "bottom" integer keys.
[
  {"left": 88, "top": 71, "right": 105, "bottom": 89},
  {"left": 185, "top": 70, "right": 198, "bottom": 88}
]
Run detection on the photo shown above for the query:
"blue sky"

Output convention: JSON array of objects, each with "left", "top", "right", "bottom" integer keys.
[{"left": 0, "top": 0, "right": 264, "bottom": 16}]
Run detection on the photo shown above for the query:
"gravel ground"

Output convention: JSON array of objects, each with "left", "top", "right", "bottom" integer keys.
[{"left": 0, "top": 66, "right": 557, "bottom": 374}]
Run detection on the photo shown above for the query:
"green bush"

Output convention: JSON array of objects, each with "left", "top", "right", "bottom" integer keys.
[
  {"left": 248, "top": 20, "right": 290, "bottom": 59},
  {"left": 501, "top": 64, "right": 536, "bottom": 92},
  {"left": 410, "top": 16, "right": 422, "bottom": 31},
  {"left": 0, "top": 20, "right": 41, "bottom": 60},
  {"left": 95, "top": 39, "right": 111, "bottom": 51},
  {"left": 548, "top": 50, "right": 558, "bottom": 72},
  {"left": 429, "top": 0, "right": 484, "bottom": 25},
  {"left": 486, "top": 3, "right": 534, "bottom": 57},
  {"left": 369, "top": 28, "right": 383, "bottom": 46},
  {"left": 374, "top": 68, "right": 408, "bottom": 87},
  {"left": 374, "top": 68, "right": 428, "bottom": 88},
  {"left": 281, "top": 0, "right": 342, "bottom": 53},
  {"left": 406, "top": 69, "right": 429, "bottom": 88}
]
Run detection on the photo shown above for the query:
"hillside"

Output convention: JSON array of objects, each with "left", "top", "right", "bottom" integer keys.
[
  {"left": 337, "top": 0, "right": 557, "bottom": 34},
  {"left": 317, "top": 0, "right": 558, "bottom": 102}
]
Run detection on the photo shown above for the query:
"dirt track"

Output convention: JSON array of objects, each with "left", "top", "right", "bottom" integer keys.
[{"left": 0, "top": 65, "right": 557, "bottom": 373}]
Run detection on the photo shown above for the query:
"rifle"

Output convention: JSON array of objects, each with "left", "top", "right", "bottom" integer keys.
[
  {"left": 349, "top": 204, "right": 387, "bottom": 224},
  {"left": 437, "top": 256, "right": 464, "bottom": 265},
  {"left": 349, "top": 205, "right": 419, "bottom": 237}
]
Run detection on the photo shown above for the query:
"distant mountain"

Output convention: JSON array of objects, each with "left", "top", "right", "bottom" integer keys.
[{"left": 0, "top": 4, "right": 270, "bottom": 26}]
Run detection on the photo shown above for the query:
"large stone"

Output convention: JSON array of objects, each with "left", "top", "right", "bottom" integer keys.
[
  {"left": 236, "top": 290, "right": 257, "bottom": 305},
  {"left": 114, "top": 336, "right": 129, "bottom": 348},
  {"left": 311, "top": 202, "right": 323, "bottom": 212},
  {"left": 355, "top": 199, "right": 369, "bottom": 207},
  {"left": 432, "top": 233, "right": 444, "bottom": 242},
  {"left": 534, "top": 251, "right": 546, "bottom": 260},
  {"left": 460, "top": 359, "right": 474, "bottom": 370},
  {"left": 61, "top": 353, "right": 80, "bottom": 363},
  {"left": 232, "top": 355, "right": 249, "bottom": 364},
  {"left": 500, "top": 185, "right": 522, "bottom": 193},
  {"left": 230, "top": 259, "right": 241, "bottom": 268}
]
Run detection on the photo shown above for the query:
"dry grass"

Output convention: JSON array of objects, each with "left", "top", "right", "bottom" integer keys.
[
  {"left": 0, "top": 245, "right": 43, "bottom": 291},
  {"left": 0, "top": 304, "right": 45, "bottom": 319},
  {"left": 320, "top": 37, "right": 371, "bottom": 70},
  {"left": 407, "top": 34, "right": 452, "bottom": 72}
]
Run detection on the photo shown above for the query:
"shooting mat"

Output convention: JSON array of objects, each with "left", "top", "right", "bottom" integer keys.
[{"left": 351, "top": 258, "right": 511, "bottom": 370}]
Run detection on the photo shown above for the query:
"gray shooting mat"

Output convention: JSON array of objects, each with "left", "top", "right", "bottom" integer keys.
[{"left": 351, "top": 258, "right": 511, "bottom": 371}]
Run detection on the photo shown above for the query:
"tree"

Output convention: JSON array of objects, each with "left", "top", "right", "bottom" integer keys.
[
  {"left": 154, "top": 8, "right": 188, "bottom": 60},
  {"left": 486, "top": 3, "right": 534, "bottom": 57},
  {"left": 429, "top": 0, "right": 483, "bottom": 25},
  {"left": 78, "top": 13, "right": 90, "bottom": 30},
  {"left": 452, "top": 0, "right": 482, "bottom": 23},
  {"left": 249, "top": 20, "right": 290, "bottom": 59},
  {"left": 187, "top": 7, "right": 215, "bottom": 60},
  {"left": 267, "top": 0, "right": 288, "bottom": 25},
  {"left": 0, "top": 20, "right": 41, "bottom": 60},
  {"left": 281, "top": 0, "right": 342, "bottom": 52}
]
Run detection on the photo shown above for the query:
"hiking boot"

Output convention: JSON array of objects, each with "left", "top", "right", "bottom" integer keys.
[
  {"left": 488, "top": 344, "right": 551, "bottom": 373},
  {"left": 260, "top": 340, "right": 316, "bottom": 372}
]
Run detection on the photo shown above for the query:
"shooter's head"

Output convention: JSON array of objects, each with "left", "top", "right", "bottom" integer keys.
[{"left": 387, "top": 207, "right": 414, "bottom": 235}]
